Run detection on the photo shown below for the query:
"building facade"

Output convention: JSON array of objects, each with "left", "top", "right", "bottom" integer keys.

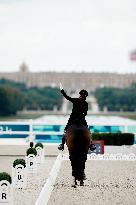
[{"left": 0, "top": 63, "right": 136, "bottom": 92}]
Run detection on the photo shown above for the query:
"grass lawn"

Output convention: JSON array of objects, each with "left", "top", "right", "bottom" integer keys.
[{"left": 0, "top": 112, "right": 136, "bottom": 121}]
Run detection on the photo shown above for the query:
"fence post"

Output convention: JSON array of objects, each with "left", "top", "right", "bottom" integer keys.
[
  {"left": 29, "top": 119, "right": 35, "bottom": 142},
  {"left": 124, "top": 125, "right": 128, "bottom": 133}
]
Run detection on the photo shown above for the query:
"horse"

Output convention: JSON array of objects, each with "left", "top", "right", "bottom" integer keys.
[{"left": 65, "top": 124, "right": 91, "bottom": 187}]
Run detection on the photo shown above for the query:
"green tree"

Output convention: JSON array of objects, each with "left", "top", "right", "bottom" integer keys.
[
  {"left": 94, "top": 83, "right": 136, "bottom": 112},
  {"left": 0, "top": 86, "right": 24, "bottom": 115}
]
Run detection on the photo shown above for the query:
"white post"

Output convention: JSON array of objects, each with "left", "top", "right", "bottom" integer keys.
[
  {"left": 0, "top": 180, "right": 13, "bottom": 205},
  {"left": 26, "top": 154, "right": 37, "bottom": 173},
  {"left": 36, "top": 147, "right": 44, "bottom": 164},
  {"left": 124, "top": 125, "right": 128, "bottom": 133},
  {"left": 29, "top": 119, "right": 35, "bottom": 142},
  {"left": 12, "top": 164, "right": 27, "bottom": 188}
]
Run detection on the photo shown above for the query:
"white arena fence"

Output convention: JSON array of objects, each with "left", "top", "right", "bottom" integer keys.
[{"left": 0, "top": 120, "right": 136, "bottom": 143}]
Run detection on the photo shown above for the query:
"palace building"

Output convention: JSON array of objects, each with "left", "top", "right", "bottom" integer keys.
[{"left": 0, "top": 63, "right": 136, "bottom": 92}]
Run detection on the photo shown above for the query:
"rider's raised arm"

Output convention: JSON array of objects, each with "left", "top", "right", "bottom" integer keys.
[{"left": 61, "top": 89, "right": 74, "bottom": 102}]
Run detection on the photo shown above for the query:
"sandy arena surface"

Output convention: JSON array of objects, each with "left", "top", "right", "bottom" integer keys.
[
  {"left": 48, "top": 160, "right": 136, "bottom": 205},
  {"left": 0, "top": 156, "right": 55, "bottom": 205}
]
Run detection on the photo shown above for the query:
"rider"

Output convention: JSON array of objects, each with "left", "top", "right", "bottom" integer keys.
[{"left": 58, "top": 83, "right": 88, "bottom": 151}]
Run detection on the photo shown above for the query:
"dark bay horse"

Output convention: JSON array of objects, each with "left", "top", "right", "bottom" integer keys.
[{"left": 65, "top": 124, "right": 91, "bottom": 187}]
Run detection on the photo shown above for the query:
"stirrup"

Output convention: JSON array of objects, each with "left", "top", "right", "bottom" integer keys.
[{"left": 58, "top": 143, "right": 64, "bottom": 151}]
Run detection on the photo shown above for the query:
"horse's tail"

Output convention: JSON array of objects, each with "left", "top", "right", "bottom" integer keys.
[
  {"left": 65, "top": 125, "right": 91, "bottom": 181},
  {"left": 74, "top": 127, "right": 90, "bottom": 153}
]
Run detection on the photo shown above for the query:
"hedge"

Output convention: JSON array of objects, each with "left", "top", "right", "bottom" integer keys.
[
  {"left": 92, "top": 133, "right": 134, "bottom": 146},
  {"left": 26, "top": 148, "right": 37, "bottom": 156},
  {"left": 13, "top": 159, "right": 26, "bottom": 168},
  {"left": 35, "top": 143, "right": 43, "bottom": 149},
  {"left": 0, "top": 172, "right": 12, "bottom": 184}
]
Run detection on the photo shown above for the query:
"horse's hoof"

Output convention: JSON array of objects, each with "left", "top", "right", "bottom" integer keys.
[
  {"left": 80, "top": 181, "right": 84, "bottom": 186},
  {"left": 83, "top": 173, "right": 87, "bottom": 180}
]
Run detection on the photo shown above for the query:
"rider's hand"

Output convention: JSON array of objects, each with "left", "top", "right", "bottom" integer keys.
[{"left": 59, "top": 83, "right": 63, "bottom": 91}]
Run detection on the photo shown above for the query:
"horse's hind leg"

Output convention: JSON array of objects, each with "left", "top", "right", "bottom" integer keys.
[
  {"left": 72, "top": 177, "right": 77, "bottom": 188},
  {"left": 80, "top": 180, "right": 84, "bottom": 186},
  {"left": 79, "top": 158, "right": 86, "bottom": 186},
  {"left": 75, "top": 177, "right": 77, "bottom": 186}
]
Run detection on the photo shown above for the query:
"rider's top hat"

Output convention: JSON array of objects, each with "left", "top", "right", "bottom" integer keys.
[{"left": 79, "top": 90, "right": 88, "bottom": 97}]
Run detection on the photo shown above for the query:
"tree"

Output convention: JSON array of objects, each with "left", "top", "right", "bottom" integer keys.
[
  {"left": 94, "top": 83, "right": 136, "bottom": 112},
  {"left": 0, "top": 86, "right": 24, "bottom": 115}
]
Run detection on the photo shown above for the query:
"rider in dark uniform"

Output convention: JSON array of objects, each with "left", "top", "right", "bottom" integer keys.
[{"left": 58, "top": 87, "right": 88, "bottom": 150}]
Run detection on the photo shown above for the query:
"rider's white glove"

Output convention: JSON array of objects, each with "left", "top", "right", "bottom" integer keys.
[{"left": 59, "top": 83, "right": 63, "bottom": 90}]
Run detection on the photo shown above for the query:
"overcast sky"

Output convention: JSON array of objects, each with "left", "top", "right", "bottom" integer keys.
[{"left": 0, "top": 0, "right": 136, "bottom": 73}]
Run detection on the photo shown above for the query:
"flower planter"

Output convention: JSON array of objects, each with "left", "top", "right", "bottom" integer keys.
[
  {"left": 25, "top": 154, "right": 37, "bottom": 173},
  {"left": 0, "top": 173, "right": 13, "bottom": 204},
  {"left": 35, "top": 143, "right": 44, "bottom": 164},
  {"left": 12, "top": 159, "right": 27, "bottom": 188}
]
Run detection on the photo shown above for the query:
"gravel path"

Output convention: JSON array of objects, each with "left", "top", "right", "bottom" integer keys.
[{"left": 48, "top": 160, "right": 136, "bottom": 205}]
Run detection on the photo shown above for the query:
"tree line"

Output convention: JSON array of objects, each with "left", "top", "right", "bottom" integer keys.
[
  {"left": 0, "top": 79, "right": 62, "bottom": 116},
  {"left": 94, "top": 83, "right": 136, "bottom": 112},
  {"left": 0, "top": 78, "right": 136, "bottom": 116}
]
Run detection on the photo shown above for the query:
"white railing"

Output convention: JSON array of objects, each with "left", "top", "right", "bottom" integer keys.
[
  {"left": 0, "top": 120, "right": 136, "bottom": 141},
  {"left": 1, "top": 120, "right": 136, "bottom": 126}
]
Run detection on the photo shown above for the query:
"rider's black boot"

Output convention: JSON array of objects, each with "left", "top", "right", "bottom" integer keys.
[
  {"left": 58, "top": 143, "right": 64, "bottom": 151},
  {"left": 58, "top": 133, "right": 66, "bottom": 151}
]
